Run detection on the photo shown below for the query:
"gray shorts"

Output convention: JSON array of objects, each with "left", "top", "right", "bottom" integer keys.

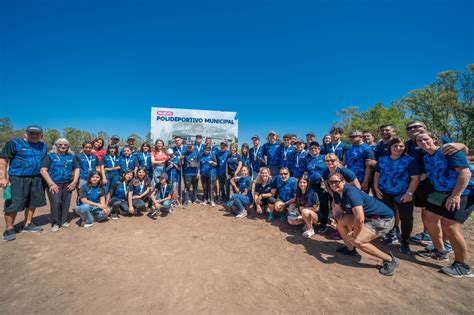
[{"left": 364, "top": 217, "right": 395, "bottom": 236}]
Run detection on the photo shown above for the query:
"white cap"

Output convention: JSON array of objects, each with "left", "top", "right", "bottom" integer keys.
[{"left": 166, "top": 148, "right": 174, "bottom": 155}]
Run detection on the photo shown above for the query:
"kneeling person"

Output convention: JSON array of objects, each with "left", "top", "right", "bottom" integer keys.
[
  {"left": 148, "top": 173, "right": 173, "bottom": 219},
  {"left": 107, "top": 170, "right": 134, "bottom": 219},
  {"left": 223, "top": 166, "right": 252, "bottom": 218},
  {"left": 287, "top": 177, "right": 320, "bottom": 238},
  {"left": 75, "top": 172, "right": 109, "bottom": 227},
  {"left": 268, "top": 167, "right": 297, "bottom": 221}
]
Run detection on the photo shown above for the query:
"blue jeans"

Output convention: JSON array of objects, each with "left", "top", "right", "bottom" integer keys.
[
  {"left": 105, "top": 173, "right": 120, "bottom": 194},
  {"left": 75, "top": 204, "right": 107, "bottom": 224},
  {"left": 224, "top": 194, "right": 251, "bottom": 214},
  {"left": 153, "top": 165, "right": 166, "bottom": 186},
  {"left": 156, "top": 199, "right": 172, "bottom": 211}
]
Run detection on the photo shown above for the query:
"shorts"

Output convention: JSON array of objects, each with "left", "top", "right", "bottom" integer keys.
[
  {"left": 4, "top": 176, "right": 46, "bottom": 213},
  {"left": 364, "top": 217, "right": 395, "bottom": 236},
  {"left": 414, "top": 179, "right": 434, "bottom": 208},
  {"left": 426, "top": 194, "right": 473, "bottom": 224}
]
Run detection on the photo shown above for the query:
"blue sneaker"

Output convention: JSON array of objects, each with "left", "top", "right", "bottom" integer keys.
[
  {"left": 399, "top": 242, "right": 411, "bottom": 255},
  {"left": 410, "top": 231, "right": 431, "bottom": 243},
  {"left": 22, "top": 223, "right": 43, "bottom": 233},
  {"left": 267, "top": 212, "right": 274, "bottom": 222},
  {"left": 417, "top": 248, "right": 449, "bottom": 261},
  {"left": 3, "top": 229, "right": 16, "bottom": 241},
  {"left": 426, "top": 241, "right": 453, "bottom": 254}
]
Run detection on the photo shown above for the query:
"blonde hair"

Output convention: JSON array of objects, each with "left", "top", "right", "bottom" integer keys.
[
  {"left": 256, "top": 167, "right": 271, "bottom": 185},
  {"left": 51, "top": 138, "right": 74, "bottom": 154}
]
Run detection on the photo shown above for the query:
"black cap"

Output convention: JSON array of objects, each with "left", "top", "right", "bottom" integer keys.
[
  {"left": 127, "top": 135, "right": 136, "bottom": 141},
  {"left": 306, "top": 132, "right": 315, "bottom": 137},
  {"left": 26, "top": 125, "right": 43, "bottom": 134},
  {"left": 196, "top": 134, "right": 202, "bottom": 139},
  {"left": 251, "top": 135, "right": 260, "bottom": 140},
  {"left": 309, "top": 141, "right": 320, "bottom": 147},
  {"left": 220, "top": 142, "right": 228, "bottom": 146},
  {"left": 111, "top": 135, "right": 120, "bottom": 140}
]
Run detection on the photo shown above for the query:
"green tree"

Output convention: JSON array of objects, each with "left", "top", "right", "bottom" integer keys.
[
  {"left": 144, "top": 131, "right": 152, "bottom": 145},
  {"left": 63, "top": 128, "right": 86, "bottom": 151},
  {"left": 43, "top": 128, "right": 61, "bottom": 149}
]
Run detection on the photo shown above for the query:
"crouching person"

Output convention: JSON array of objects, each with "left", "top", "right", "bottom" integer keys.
[
  {"left": 267, "top": 167, "right": 297, "bottom": 222},
  {"left": 287, "top": 177, "right": 320, "bottom": 238},
  {"left": 328, "top": 173, "right": 400, "bottom": 276},
  {"left": 148, "top": 173, "right": 173, "bottom": 220},
  {"left": 128, "top": 167, "right": 151, "bottom": 215},
  {"left": 75, "top": 172, "right": 109, "bottom": 227},
  {"left": 107, "top": 170, "right": 134, "bottom": 219},
  {"left": 223, "top": 166, "right": 252, "bottom": 218}
]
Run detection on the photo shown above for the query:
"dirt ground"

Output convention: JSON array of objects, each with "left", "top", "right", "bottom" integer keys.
[{"left": 0, "top": 193, "right": 472, "bottom": 314}]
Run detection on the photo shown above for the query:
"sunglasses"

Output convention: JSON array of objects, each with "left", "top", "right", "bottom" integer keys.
[
  {"left": 349, "top": 135, "right": 361, "bottom": 138},
  {"left": 406, "top": 125, "right": 423, "bottom": 130},
  {"left": 325, "top": 159, "right": 337, "bottom": 163},
  {"left": 57, "top": 144, "right": 69, "bottom": 147},
  {"left": 327, "top": 180, "right": 342, "bottom": 186},
  {"left": 280, "top": 172, "right": 289, "bottom": 175}
]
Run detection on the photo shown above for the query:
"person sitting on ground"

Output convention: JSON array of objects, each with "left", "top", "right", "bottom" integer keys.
[
  {"left": 148, "top": 173, "right": 173, "bottom": 219},
  {"left": 223, "top": 166, "right": 253, "bottom": 218},
  {"left": 268, "top": 167, "right": 297, "bottom": 222},
  {"left": 253, "top": 167, "right": 275, "bottom": 215},
  {"left": 328, "top": 173, "right": 400, "bottom": 276},
  {"left": 128, "top": 167, "right": 151, "bottom": 215},
  {"left": 106, "top": 170, "right": 134, "bottom": 219},
  {"left": 75, "top": 172, "right": 109, "bottom": 227},
  {"left": 287, "top": 177, "right": 320, "bottom": 238}
]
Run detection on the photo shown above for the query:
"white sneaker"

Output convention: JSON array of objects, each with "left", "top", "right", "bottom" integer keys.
[
  {"left": 302, "top": 229, "right": 315, "bottom": 238},
  {"left": 84, "top": 222, "right": 94, "bottom": 228},
  {"left": 201, "top": 200, "right": 208, "bottom": 206},
  {"left": 210, "top": 201, "right": 216, "bottom": 207},
  {"left": 236, "top": 210, "right": 248, "bottom": 218}
]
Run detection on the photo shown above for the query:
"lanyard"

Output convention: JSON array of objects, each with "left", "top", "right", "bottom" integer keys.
[
  {"left": 125, "top": 157, "right": 131, "bottom": 169},
  {"left": 253, "top": 145, "right": 260, "bottom": 157},
  {"left": 331, "top": 141, "right": 342, "bottom": 153},
  {"left": 82, "top": 153, "right": 92, "bottom": 171},
  {"left": 196, "top": 144, "right": 202, "bottom": 152},
  {"left": 142, "top": 153, "right": 148, "bottom": 166},
  {"left": 283, "top": 146, "right": 291, "bottom": 161},
  {"left": 296, "top": 150, "right": 306, "bottom": 167},
  {"left": 176, "top": 146, "right": 183, "bottom": 156},
  {"left": 55, "top": 153, "right": 68, "bottom": 169},
  {"left": 123, "top": 182, "right": 128, "bottom": 194},
  {"left": 160, "top": 184, "right": 167, "bottom": 199},
  {"left": 139, "top": 180, "right": 145, "bottom": 194}
]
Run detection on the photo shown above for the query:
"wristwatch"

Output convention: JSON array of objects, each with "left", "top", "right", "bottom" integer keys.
[{"left": 406, "top": 192, "right": 413, "bottom": 196}]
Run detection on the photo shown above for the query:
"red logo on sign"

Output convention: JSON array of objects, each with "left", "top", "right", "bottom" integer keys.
[{"left": 157, "top": 110, "right": 174, "bottom": 116}]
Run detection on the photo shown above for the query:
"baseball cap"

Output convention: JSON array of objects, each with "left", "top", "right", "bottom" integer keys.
[
  {"left": 251, "top": 135, "right": 260, "bottom": 140},
  {"left": 26, "top": 125, "right": 43, "bottom": 134},
  {"left": 127, "top": 135, "right": 136, "bottom": 141},
  {"left": 306, "top": 132, "right": 315, "bottom": 137},
  {"left": 294, "top": 139, "right": 305, "bottom": 145},
  {"left": 111, "top": 135, "right": 120, "bottom": 140},
  {"left": 267, "top": 131, "right": 277, "bottom": 136}
]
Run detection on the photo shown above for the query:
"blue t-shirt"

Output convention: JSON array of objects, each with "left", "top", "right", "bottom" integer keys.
[
  {"left": 76, "top": 152, "right": 99, "bottom": 180},
  {"left": 119, "top": 156, "right": 138, "bottom": 174},
  {"left": 241, "top": 155, "right": 252, "bottom": 176},
  {"left": 1, "top": 139, "right": 47, "bottom": 177},
  {"left": 249, "top": 145, "right": 265, "bottom": 173},
  {"left": 226, "top": 153, "right": 242, "bottom": 175},
  {"left": 183, "top": 149, "right": 199, "bottom": 176},
  {"left": 274, "top": 176, "right": 297, "bottom": 202},
  {"left": 155, "top": 183, "right": 172, "bottom": 200},
  {"left": 323, "top": 141, "right": 348, "bottom": 162},
  {"left": 42, "top": 153, "right": 79, "bottom": 183},
  {"left": 374, "top": 141, "right": 390, "bottom": 160},
  {"left": 166, "top": 156, "right": 181, "bottom": 182},
  {"left": 333, "top": 184, "right": 394, "bottom": 219},
  {"left": 237, "top": 176, "right": 253, "bottom": 198},
  {"left": 216, "top": 150, "right": 230, "bottom": 176},
  {"left": 199, "top": 152, "right": 217, "bottom": 177},
  {"left": 293, "top": 150, "right": 308, "bottom": 178},
  {"left": 322, "top": 167, "right": 357, "bottom": 182},
  {"left": 423, "top": 149, "right": 473, "bottom": 195},
  {"left": 130, "top": 178, "right": 150, "bottom": 196},
  {"left": 279, "top": 145, "right": 296, "bottom": 173},
  {"left": 120, "top": 147, "right": 138, "bottom": 159},
  {"left": 110, "top": 180, "right": 130, "bottom": 200},
  {"left": 296, "top": 189, "right": 319, "bottom": 208},
  {"left": 263, "top": 142, "right": 281, "bottom": 167},
  {"left": 194, "top": 143, "right": 205, "bottom": 155},
  {"left": 346, "top": 143, "right": 374, "bottom": 183},
  {"left": 173, "top": 145, "right": 186, "bottom": 158},
  {"left": 101, "top": 154, "right": 121, "bottom": 176},
  {"left": 78, "top": 184, "right": 103, "bottom": 205},
  {"left": 136, "top": 152, "right": 152, "bottom": 173},
  {"left": 305, "top": 154, "right": 327, "bottom": 184},
  {"left": 405, "top": 136, "right": 451, "bottom": 172},
  {"left": 375, "top": 155, "right": 421, "bottom": 195}
]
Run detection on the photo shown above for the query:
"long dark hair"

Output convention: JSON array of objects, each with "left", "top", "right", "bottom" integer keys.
[
  {"left": 295, "top": 177, "right": 309, "bottom": 207},
  {"left": 86, "top": 171, "right": 105, "bottom": 195},
  {"left": 106, "top": 145, "right": 119, "bottom": 156}
]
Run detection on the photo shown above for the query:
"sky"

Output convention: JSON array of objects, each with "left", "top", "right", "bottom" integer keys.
[{"left": 1, "top": 0, "right": 473, "bottom": 143}]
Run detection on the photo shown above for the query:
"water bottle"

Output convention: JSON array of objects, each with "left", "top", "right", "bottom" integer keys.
[{"left": 3, "top": 184, "right": 11, "bottom": 201}]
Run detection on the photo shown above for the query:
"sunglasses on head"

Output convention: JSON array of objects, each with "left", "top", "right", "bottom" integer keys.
[{"left": 327, "top": 180, "right": 342, "bottom": 186}]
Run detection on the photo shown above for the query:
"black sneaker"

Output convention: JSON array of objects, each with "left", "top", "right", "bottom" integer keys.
[
  {"left": 379, "top": 253, "right": 400, "bottom": 276},
  {"left": 148, "top": 209, "right": 161, "bottom": 220},
  {"left": 417, "top": 248, "right": 449, "bottom": 261},
  {"left": 399, "top": 241, "right": 411, "bottom": 255},
  {"left": 3, "top": 229, "right": 16, "bottom": 242},
  {"left": 110, "top": 212, "right": 119, "bottom": 220},
  {"left": 441, "top": 261, "right": 473, "bottom": 278},
  {"left": 336, "top": 245, "right": 360, "bottom": 257},
  {"left": 22, "top": 223, "right": 43, "bottom": 233}
]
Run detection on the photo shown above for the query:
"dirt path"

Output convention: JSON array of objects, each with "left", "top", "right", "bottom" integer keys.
[{"left": 0, "top": 195, "right": 473, "bottom": 314}]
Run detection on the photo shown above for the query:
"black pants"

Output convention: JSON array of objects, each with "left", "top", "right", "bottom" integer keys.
[
  {"left": 46, "top": 182, "right": 72, "bottom": 225},
  {"left": 184, "top": 175, "right": 198, "bottom": 204},
  {"left": 109, "top": 197, "right": 129, "bottom": 214},
  {"left": 311, "top": 183, "right": 329, "bottom": 226},
  {"left": 201, "top": 175, "right": 216, "bottom": 202},
  {"left": 218, "top": 175, "right": 229, "bottom": 202},
  {"left": 382, "top": 193, "right": 414, "bottom": 243}
]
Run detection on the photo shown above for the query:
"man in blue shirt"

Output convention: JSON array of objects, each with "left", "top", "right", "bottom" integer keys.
[
  {"left": 345, "top": 130, "right": 374, "bottom": 192},
  {"left": 216, "top": 142, "right": 230, "bottom": 203},
  {"left": 324, "top": 127, "right": 349, "bottom": 165},
  {"left": 249, "top": 135, "right": 265, "bottom": 180},
  {"left": 279, "top": 134, "right": 296, "bottom": 176},
  {"left": 374, "top": 124, "right": 395, "bottom": 160},
  {"left": 194, "top": 135, "right": 204, "bottom": 155},
  {"left": 182, "top": 141, "right": 200, "bottom": 207},
  {"left": 1, "top": 125, "right": 47, "bottom": 241},
  {"left": 263, "top": 131, "right": 281, "bottom": 176},
  {"left": 268, "top": 167, "right": 297, "bottom": 221}
]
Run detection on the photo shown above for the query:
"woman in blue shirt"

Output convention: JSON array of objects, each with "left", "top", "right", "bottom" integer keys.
[
  {"left": 148, "top": 173, "right": 173, "bottom": 219},
  {"left": 416, "top": 131, "right": 473, "bottom": 278},
  {"left": 40, "top": 138, "right": 80, "bottom": 232},
  {"left": 76, "top": 141, "right": 100, "bottom": 188},
  {"left": 328, "top": 173, "right": 400, "bottom": 276},
  {"left": 226, "top": 143, "right": 243, "bottom": 194},
  {"left": 75, "top": 172, "right": 109, "bottom": 227},
  {"left": 128, "top": 167, "right": 151, "bottom": 214},
  {"left": 240, "top": 143, "right": 252, "bottom": 178},
  {"left": 199, "top": 145, "right": 217, "bottom": 207},
  {"left": 106, "top": 170, "right": 134, "bottom": 219},
  {"left": 253, "top": 167, "right": 275, "bottom": 215},
  {"left": 120, "top": 146, "right": 138, "bottom": 176},
  {"left": 100, "top": 145, "right": 121, "bottom": 194},
  {"left": 287, "top": 177, "right": 320, "bottom": 238},
  {"left": 137, "top": 143, "right": 153, "bottom": 180},
  {"left": 374, "top": 138, "right": 421, "bottom": 254},
  {"left": 223, "top": 166, "right": 253, "bottom": 218}
]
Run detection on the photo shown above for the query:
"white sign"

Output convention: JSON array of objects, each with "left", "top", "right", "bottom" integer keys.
[{"left": 150, "top": 107, "right": 239, "bottom": 146}]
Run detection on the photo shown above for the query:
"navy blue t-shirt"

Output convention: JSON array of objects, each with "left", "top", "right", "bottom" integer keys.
[
  {"left": 250, "top": 145, "right": 265, "bottom": 173},
  {"left": 76, "top": 153, "right": 99, "bottom": 180},
  {"left": 42, "top": 153, "right": 79, "bottom": 183},
  {"left": 263, "top": 142, "right": 281, "bottom": 167},
  {"left": 155, "top": 183, "right": 172, "bottom": 199},
  {"left": 333, "top": 184, "right": 394, "bottom": 219},
  {"left": 119, "top": 156, "right": 138, "bottom": 174},
  {"left": 78, "top": 184, "right": 104, "bottom": 205},
  {"left": 101, "top": 154, "right": 121, "bottom": 176},
  {"left": 296, "top": 190, "right": 319, "bottom": 208},
  {"left": 109, "top": 180, "right": 130, "bottom": 200},
  {"left": 255, "top": 177, "right": 275, "bottom": 195},
  {"left": 237, "top": 176, "right": 253, "bottom": 198},
  {"left": 279, "top": 145, "right": 296, "bottom": 173},
  {"left": 199, "top": 152, "right": 217, "bottom": 177},
  {"left": 1, "top": 139, "right": 47, "bottom": 177},
  {"left": 323, "top": 141, "right": 349, "bottom": 162},
  {"left": 216, "top": 150, "right": 230, "bottom": 176},
  {"left": 305, "top": 154, "right": 327, "bottom": 184},
  {"left": 226, "top": 153, "right": 242, "bottom": 175},
  {"left": 293, "top": 150, "right": 308, "bottom": 178}
]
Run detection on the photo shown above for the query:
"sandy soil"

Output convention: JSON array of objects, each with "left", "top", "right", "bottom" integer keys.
[{"left": 0, "top": 193, "right": 473, "bottom": 314}]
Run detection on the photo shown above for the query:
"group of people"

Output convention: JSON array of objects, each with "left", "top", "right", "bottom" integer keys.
[{"left": 1, "top": 121, "right": 473, "bottom": 278}]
